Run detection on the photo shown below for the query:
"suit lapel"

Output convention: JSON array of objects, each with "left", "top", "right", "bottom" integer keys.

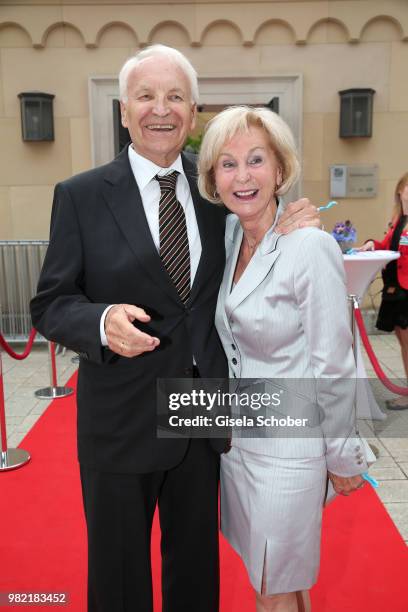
[
  {"left": 102, "top": 147, "right": 181, "bottom": 304},
  {"left": 224, "top": 223, "right": 282, "bottom": 320},
  {"left": 182, "top": 153, "right": 219, "bottom": 303}
]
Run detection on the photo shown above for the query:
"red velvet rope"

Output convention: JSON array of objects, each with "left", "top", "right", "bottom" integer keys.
[
  {"left": 0, "top": 328, "right": 37, "bottom": 360},
  {"left": 354, "top": 306, "right": 408, "bottom": 396}
]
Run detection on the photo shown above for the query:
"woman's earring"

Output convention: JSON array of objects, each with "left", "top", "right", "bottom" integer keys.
[{"left": 213, "top": 190, "right": 219, "bottom": 199}]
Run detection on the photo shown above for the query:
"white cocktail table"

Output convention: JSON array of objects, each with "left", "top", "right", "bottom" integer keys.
[{"left": 343, "top": 250, "right": 400, "bottom": 419}]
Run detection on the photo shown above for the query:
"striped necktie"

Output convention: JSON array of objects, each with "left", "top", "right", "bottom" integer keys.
[{"left": 156, "top": 171, "right": 191, "bottom": 303}]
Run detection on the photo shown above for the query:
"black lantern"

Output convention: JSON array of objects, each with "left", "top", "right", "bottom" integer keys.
[
  {"left": 339, "top": 88, "right": 375, "bottom": 138},
  {"left": 18, "top": 92, "right": 55, "bottom": 141}
]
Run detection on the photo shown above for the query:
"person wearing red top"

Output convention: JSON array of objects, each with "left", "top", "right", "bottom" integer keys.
[{"left": 359, "top": 171, "right": 408, "bottom": 409}]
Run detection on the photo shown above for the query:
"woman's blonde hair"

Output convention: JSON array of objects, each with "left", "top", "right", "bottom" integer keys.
[
  {"left": 197, "top": 105, "right": 300, "bottom": 204},
  {"left": 393, "top": 171, "right": 408, "bottom": 220}
]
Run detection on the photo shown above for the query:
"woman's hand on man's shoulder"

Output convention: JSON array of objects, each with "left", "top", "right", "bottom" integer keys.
[{"left": 276, "top": 198, "right": 320, "bottom": 235}]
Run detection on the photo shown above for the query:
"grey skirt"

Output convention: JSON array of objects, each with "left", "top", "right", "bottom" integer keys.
[{"left": 220, "top": 445, "right": 327, "bottom": 595}]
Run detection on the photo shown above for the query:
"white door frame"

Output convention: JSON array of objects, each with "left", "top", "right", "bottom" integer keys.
[{"left": 88, "top": 74, "right": 303, "bottom": 197}]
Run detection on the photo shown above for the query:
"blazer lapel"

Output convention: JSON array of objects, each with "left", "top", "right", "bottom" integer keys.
[
  {"left": 224, "top": 222, "right": 282, "bottom": 320},
  {"left": 102, "top": 147, "right": 181, "bottom": 304},
  {"left": 220, "top": 219, "right": 242, "bottom": 331}
]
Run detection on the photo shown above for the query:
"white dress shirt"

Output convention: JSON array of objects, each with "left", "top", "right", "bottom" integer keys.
[{"left": 100, "top": 145, "right": 202, "bottom": 345}]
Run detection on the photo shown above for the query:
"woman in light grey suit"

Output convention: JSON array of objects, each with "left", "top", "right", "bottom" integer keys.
[{"left": 197, "top": 106, "right": 368, "bottom": 612}]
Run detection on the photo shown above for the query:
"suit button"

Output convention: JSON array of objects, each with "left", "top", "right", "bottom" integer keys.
[
  {"left": 231, "top": 344, "right": 236, "bottom": 350},
  {"left": 357, "top": 460, "right": 363, "bottom": 465},
  {"left": 355, "top": 445, "right": 361, "bottom": 451},
  {"left": 231, "top": 357, "right": 237, "bottom": 365},
  {"left": 184, "top": 367, "right": 193, "bottom": 376}
]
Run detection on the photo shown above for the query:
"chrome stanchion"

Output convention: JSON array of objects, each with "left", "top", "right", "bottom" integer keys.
[
  {"left": 0, "top": 350, "right": 30, "bottom": 471},
  {"left": 348, "top": 294, "right": 379, "bottom": 459},
  {"left": 35, "top": 341, "right": 74, "bottom": 399},
  {"left": 348, "top": 294, "right": 359, "bottom": 364}
]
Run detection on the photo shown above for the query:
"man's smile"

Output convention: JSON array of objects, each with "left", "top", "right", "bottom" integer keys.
[{"left": 146, "top": 124, "right": 176, "bottom": 131}]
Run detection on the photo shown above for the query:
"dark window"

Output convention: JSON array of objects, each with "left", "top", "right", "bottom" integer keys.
[{"left": 113, "top": 99, "right": 130, "bottom": 156}]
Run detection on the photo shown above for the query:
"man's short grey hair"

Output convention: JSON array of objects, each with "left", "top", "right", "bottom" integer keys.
[{"left": 119, "top": 44, "right": 199, "bottom": 104}]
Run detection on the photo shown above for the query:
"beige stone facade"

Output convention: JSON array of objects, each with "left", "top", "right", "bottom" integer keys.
[{"left": 1, "top": 0, "right": 407, "bottom": 250}]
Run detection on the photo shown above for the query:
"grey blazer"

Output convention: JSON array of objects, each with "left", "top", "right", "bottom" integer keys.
[{"left": 215, "top": 210, "right": 368, "bottom": 477}]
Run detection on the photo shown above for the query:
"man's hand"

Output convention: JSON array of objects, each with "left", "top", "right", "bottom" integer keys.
[
  {"left": 276, "top": 198, "right": 320, "bottom": 235},
  {"left": 105, "top": 304, "right": 160, "bottom": 358},
  {"left": 328, "top": 471, "right": 365, "bottom": 496}
]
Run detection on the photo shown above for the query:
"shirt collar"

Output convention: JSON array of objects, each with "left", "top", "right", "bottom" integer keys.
[{"left": 127, "top": 144, "right": 186, "bottom": 191}]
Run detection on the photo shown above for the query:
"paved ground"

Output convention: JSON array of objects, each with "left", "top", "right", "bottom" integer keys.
[{"left": 1, "top": 334, "right": 408, "bottom": 546}]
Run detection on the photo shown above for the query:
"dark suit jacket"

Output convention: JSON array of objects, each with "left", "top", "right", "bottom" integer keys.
[{"left": 30, "top": 147, "right": 228, "bottom": 473}]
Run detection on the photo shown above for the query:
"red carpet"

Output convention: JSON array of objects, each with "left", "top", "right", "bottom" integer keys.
[{"left": 1, "top": 371, "right": 408, "bottom": 611}]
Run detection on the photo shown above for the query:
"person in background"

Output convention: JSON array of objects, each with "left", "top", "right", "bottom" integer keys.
[
  {"left": 198, "top": 105, "right": 368, "bottom": 612},
  {"left": 358, "top": 172, "right": 408, "bottom": 410}
]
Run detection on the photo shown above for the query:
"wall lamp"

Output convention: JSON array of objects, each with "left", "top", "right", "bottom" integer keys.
[
  {"left": 18, "top": 92, "right": 55, "bottom": 141},
  {"left": 339, "top": 88, "right": 375, "bottom": 138}
]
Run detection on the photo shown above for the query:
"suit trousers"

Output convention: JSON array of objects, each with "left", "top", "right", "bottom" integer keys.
[{"left": 80, "top": 439, "right": 220, "bottom": 612}]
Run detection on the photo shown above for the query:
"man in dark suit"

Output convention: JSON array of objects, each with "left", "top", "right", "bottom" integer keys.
[{"left": 30, "top": 45, "right": 319, "bottom": 612}]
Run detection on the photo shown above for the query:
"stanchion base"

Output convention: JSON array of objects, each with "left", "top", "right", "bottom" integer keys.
[
  {"left": 369, "top": 443, "right": 380, "bottom": 459},
  {"left": 0, "top": 448, "right": 31, "bottom": 471},
  {"left": 35, "top": 386, "right": 74, "bottom": 399}
]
